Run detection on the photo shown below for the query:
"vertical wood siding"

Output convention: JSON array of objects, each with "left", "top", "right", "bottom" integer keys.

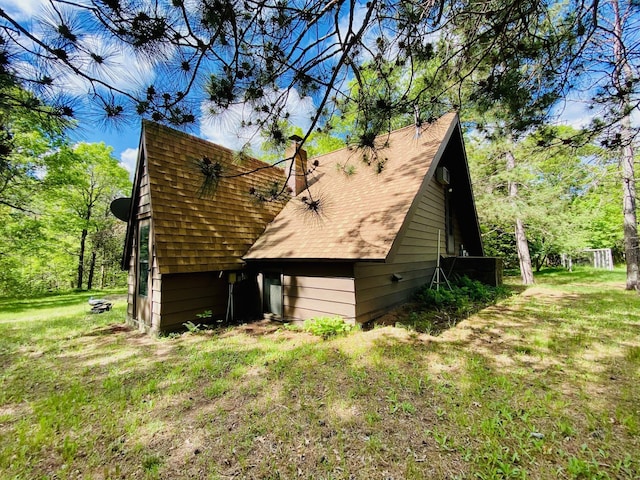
[
  {"left": 137, "top": 158, "right": 151, "bottom": 218},
  {"left": 126, "top": 231, "right": 136, "bottom": 323},
  {"left": 150, "top": 249, "right": 161, "bottom": 332}
]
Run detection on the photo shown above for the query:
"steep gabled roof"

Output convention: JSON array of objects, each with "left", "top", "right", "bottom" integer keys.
[
  {"left": 126, "top": 121, "right": 286, "bottom": 274},
  {"left": 244, "top": 112, "right": 481, "bottom": 261}
]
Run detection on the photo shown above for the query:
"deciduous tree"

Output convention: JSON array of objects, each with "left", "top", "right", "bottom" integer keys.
[
  {"left": 45, "top": 142, "right": 130, "bottom": 290},
  {"left": 573, "top": 0, "right": 640, "bottom": 289}
]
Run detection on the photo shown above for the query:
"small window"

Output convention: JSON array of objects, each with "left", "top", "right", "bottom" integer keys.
[
  {"left": 263, "top": 272, "right": 282, "bottom": 317},
  {"left": 138, "top": 223, "right": 150, "bottom": 297},
  {"left": 445, "top": 190, "right": 455, "bottom": 254}
]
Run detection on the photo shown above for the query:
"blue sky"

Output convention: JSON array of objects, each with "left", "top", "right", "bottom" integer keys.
[
  {"left": 70, "top": 125, "right": 140, "bottom": 176},
  {"left": 0, "top": 0, "right": 143, "bottom": 175},
  {"left": 2, "top": 0, "right": 633, "bottom": 180},
  {"left": 0, "top": 0, "right": 317, "bottom": 177}
]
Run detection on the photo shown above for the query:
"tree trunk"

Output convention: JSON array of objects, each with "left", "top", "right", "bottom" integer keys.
[
  {"left": 87, "top": 250, "right": 97, "bottom": 290},
  {"left": 506, "top": 149, "right": 535, "bottom": 285},
  {"left": 516, "top": 218, "right": 535, "bottom": 284},
  {"left": 77, "top": 228, "right": 88, "bottom": 289},
  {"left": 620, "top": 115, "right": 638, "bottom": 290},
  {"left": 612, "top": 0, "right": 639, "bottom": 290}
]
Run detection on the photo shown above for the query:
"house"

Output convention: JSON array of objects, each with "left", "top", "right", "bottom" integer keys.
[
  {"left": 244, "top": 112, "right": 484, "bottom": 323},
  {"left": 121, "top": 113, "right": 485, "bottom": 333},
  {"left": 121, "top": 121, "right": 286, "bottom": 333}
]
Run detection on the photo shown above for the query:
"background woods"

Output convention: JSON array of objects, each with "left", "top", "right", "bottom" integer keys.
[
  {"left": 0, "top": 0, "right": 638, "bottom": 288},
  {"left": 0, "top": 97, "right": 131, "bottom": 295}
]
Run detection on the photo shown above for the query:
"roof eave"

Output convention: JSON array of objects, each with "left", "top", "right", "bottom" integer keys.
[
  {"left": 121, "top": 123, "right": 148, "bottom": 270},
  {"left": 243, "top": 256, "right": 386, "bottom": 263}
]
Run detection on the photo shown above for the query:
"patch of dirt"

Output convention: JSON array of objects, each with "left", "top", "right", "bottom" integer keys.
[
  {"left": 92, "top": 323, "right": 133, "bottom": 335},
  {"left": 520, "top": 286, "right": 580, "bottom": 299},
  {"left": 221, "top": 319, "right": 319, "bottom": 344},
  {"left": 372, "top": 302, "right": 419, "bottom": 328},
  {"left": 373, "top": 298, "right": 493, "bottom": 337},
  {"left": 345, "top": 325, "right": 422, "bottom": 349},
  {"left": 0, "top": 402, "right": 32, "bottom": 422},
  {"left": 232, "top": 319, "right": 290, "bottom": 336}
]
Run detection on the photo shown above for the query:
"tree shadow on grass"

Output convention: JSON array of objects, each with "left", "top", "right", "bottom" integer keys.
[{"left": 3, "top": 282, "right": 638, "bottom": 479}]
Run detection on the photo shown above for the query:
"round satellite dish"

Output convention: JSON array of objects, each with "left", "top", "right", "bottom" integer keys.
[{"left": 110, "top": 197, "right": 131, "bottom": 221}]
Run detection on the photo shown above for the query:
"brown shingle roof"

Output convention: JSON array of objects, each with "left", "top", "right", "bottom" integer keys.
[
  {"left": 142, "top": 121, "right": 286, "bottom": 274},
  {"left": 244, "top": 112, "right": 458, "bottom": 261}
]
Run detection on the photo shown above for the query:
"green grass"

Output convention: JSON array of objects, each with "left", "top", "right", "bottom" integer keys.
[{"left": 0, "top": 268, "right": 639, "bottom": 478}]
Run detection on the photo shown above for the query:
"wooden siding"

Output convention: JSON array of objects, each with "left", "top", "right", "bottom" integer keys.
[
  {"left": 127, "top": 152, "right": 152, "bottom": 330},
  {"left": 156, "top": 272, "right": 230, "bottom": 332},
  {"left": 137, "top": 157, "right": 151, "bottom": 218},
  {"left": 257, "top": 263, "right": 357, "bottom": 322},
  {"left": 355, "top": 176, "right": 449, "bottom": 323},
  {"left": 354, "top": 260, "right": 437, "bottom": 323},
  {"left": 283, "top": 274, "right": 356, "bottom": 321},
  {"left": 392, "top": 177, "right": 445, "bottom": 260},
  {"left": 126, "top": 231, "right": 136, "bottom": 323},
  {"left": 149, "top": 249, "right": 161, "bottom": 332}
]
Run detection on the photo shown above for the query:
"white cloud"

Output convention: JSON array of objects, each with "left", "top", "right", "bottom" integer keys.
[
  {"left": 77, "top": 35, "right": 158, "bottom": 91},
  {"left": 120, "top": 148, "right": 139, "bottom": 180},
  {"left": 199, "top": 88, "right": 316, "bottom": 151},
  {"left": 0, "top": 0, "right": 47, "bottom": 20},
  {"left": 38, "top": 35, "right": 158, "bottom": 99},
  {"left": 552, "top": 91, "right": 640, "bottom": 130},
  {"left": 2, "top": 1, "right": 158, "bottom": 103},
  {"left": 552, "top": 96, "right": 594, "bottom": 129}
]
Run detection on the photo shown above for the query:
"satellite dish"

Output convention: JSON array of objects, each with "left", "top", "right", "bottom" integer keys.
[{"left": 110, "top": 197, "right": 131, "bottom": 222}]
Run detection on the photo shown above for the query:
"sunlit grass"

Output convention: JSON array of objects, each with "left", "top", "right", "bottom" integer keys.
[{"left": 0, "top": 270, "right": 639, "bottom": 478}]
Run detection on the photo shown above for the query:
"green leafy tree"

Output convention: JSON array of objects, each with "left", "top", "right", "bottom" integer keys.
[
  {"left": 572, "top": 160, "right": 626, "bottom": 261},
  {"left": 0, "top": 86, "right": 71, "bottom": 295},
  {"left": 439, "top": 3, "right": 575, "bottom": 284},
  {"left": 572, "top": 0, "right": 640, "bottom": 289},
  {"left": 45, "top": 142, "right": 131, "bottom": 290},
  {"left": 469, "top": 125, "right": 607, "bottom": 272},
  {"left": 0, "top": 86, "right": 68, "bottom": 213},
  {"left": 1, "top": 0, "right": 636, "bottom": 287}
]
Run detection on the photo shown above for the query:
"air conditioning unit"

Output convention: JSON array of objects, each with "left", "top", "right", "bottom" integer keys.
[{"left": 436, "top": 166, "right": 450, "bottom": 185}]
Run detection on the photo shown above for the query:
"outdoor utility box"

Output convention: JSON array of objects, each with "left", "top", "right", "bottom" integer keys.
[{"left": 436, "top": 166, "right": 450, "bottom": 185}]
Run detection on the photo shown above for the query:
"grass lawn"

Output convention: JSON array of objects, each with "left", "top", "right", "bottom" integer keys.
[{"left": 0, "top": 269, "right": 639, "bottom": 479}]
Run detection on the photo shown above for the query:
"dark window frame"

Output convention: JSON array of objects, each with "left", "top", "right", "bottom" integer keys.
[{"left": 138, "top": 221, "right": 150, "bottom": 297}]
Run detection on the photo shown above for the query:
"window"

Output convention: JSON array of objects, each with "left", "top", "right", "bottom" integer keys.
[
  {"left": 138, "top": 222, "right": 150, "bottom": 297},
  {"left": 445, "top": 190, "right": 455, "bottom": 254},
  {"left": 263, "top": 272, "right": 282, "bottom": 317}
]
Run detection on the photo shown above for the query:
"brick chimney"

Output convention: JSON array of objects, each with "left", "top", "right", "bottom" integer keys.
[{"left": 285, "top": 135, "right": 308, "bottom": 196}]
